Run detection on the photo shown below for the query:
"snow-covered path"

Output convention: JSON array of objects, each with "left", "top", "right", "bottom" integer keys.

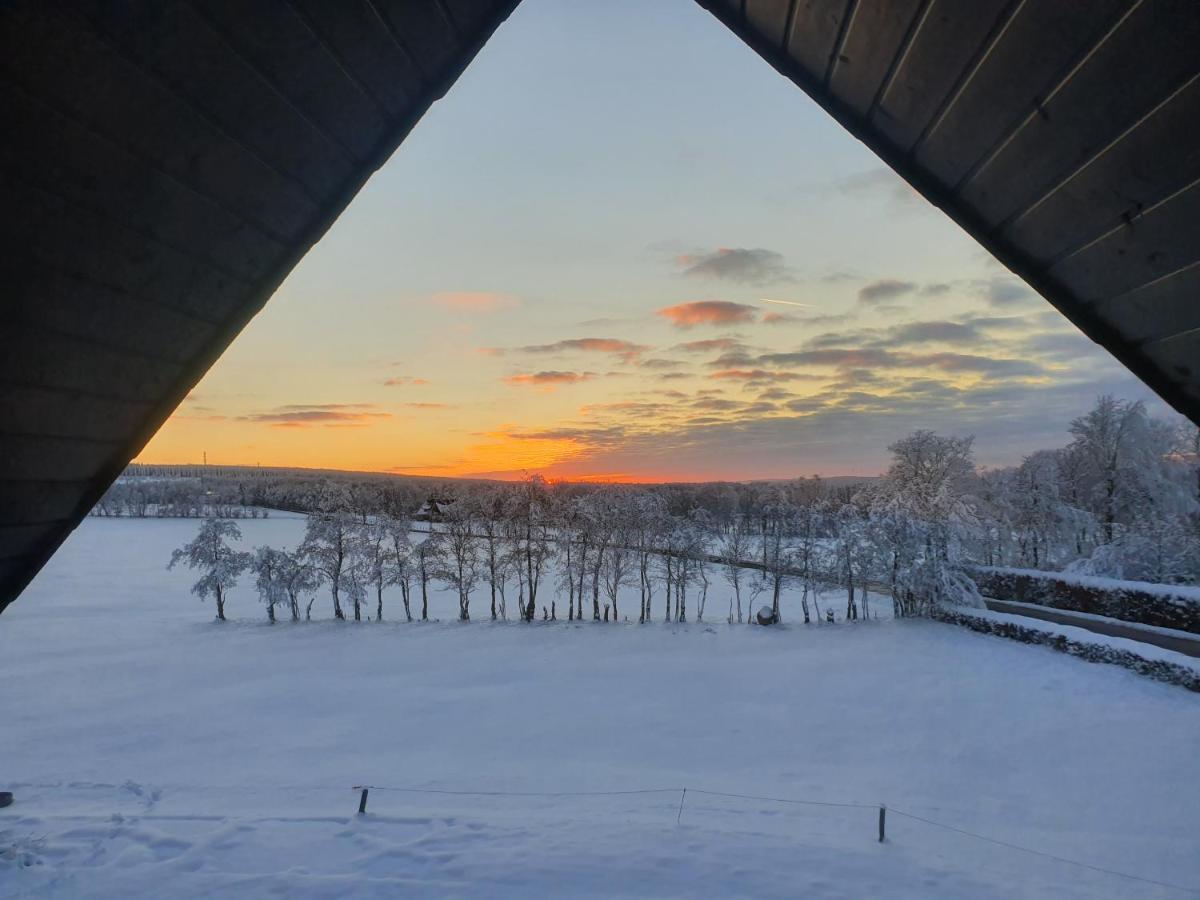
[{"left": 2, "top": 518, "right": 1199, "bottom": 898}]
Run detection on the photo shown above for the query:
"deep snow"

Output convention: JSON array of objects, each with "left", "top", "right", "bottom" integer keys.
[{"left": 2, "top": 517, "right": 1199, "bottom": 898}]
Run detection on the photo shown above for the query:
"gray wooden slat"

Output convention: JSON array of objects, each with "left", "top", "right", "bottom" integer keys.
[
  {"left": 1, "top": 178, "right": 249, "bottom": 322},
  {"left": 746, "top": 0, "right": 792, "bottom": 48},
  {"left": 0, "top": 385, "right": 155, "bottom": 443},
  {"left": 370, "top": 0, "right": 461, "bottom": 81},
  {"left": 286, "top": 0, "right": 424, "bottom": 117},
  {"left": 961, "top": 0, "right": 1200, "bottom": 226},
  {"left": 197, "top": 0, "right": 389, "bottom": 162},
  {"left": 0, "top": 435, "right": 120, "bottom": 483},
  {"left": 0, "top": 324, "right": 186, "bottom": 404},
  {"left": 873, "top": 0, "right": 1011, "bottom": 151},
  {"left": 442, "top": 0, "right": 508, "bottom": 30},
  {"left": 0, "top": 523, "right": 68, "bottom": 561},
  {"left": 1005, "top": 76, "right": 1200, "bottom": 264},
  {"left": 916, "top": 0, "right": 1133, "bottom": 188},
  {"left": 0, "top": 5, "right": 319, "bottom": 239},
  {"left": 1143, "top": 334, "right": 1200, "bottom": 398},
  {"left": 75, "top": 0, "right": 357, "bottom": 198},
  {"left": 0, "top": 482, "right": 95, "bottom": 525},
  {"left": 3, "top": 260, "right": 219, "bottom": 363},
  {"left": 1049, "top": 179, "right": 1200, "bottom": 303},
  {"left": 1092, "top": 263, "right": 1200, "bottom": 346},
  {"left": 785, "top": 0, "right": 852, "bottom": 80},
  {"left": 829, "top": 0, "right": 924, "bottom": 117},
  {"left": 0, "top": 81, "right": 287, "bottom": 281}
]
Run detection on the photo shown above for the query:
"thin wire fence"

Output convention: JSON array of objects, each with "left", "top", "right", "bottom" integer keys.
[{"left": 6, "top": 779, "right": 1197, "bottom": 895}]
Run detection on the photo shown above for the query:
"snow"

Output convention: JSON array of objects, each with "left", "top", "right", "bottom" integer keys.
[{"left": 3, "top": 517, "right": 1200, "bottom": 898}]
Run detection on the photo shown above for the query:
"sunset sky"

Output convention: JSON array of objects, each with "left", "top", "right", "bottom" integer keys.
[{"left": 137, "top": 0, "right": 1167, "bottom": 483}]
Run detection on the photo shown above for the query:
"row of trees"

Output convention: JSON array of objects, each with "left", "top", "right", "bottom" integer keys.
[
  {"left": 168, "top": 428, "right": 994, "bottom": 624},
  {"left": 165, "top": 397, "right": 1200, "bottom": 624}
]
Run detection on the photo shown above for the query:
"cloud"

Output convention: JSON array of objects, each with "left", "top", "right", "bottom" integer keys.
[
  {"left": 657, "top": 301, "right": 758, "bottom": 329},
  {"left": 830, "top": 167, "right": 923, "bottom": 212},
  {"left": 240, "top": 403, "right": 391, "bottom": 428},
  {"left": 400, "top": 402, "right": 453, "bottom": 410},
  {"left": 763, "top": 312, "right": 801, "bottom": 325},
  {"left": 858, "top": 279, "right": 916, "bottom": 304},
  {"left": 433, "top": 291, "right": 519, "bottom": 312},
  {"left": 676, "top": 247, "right": 794, "bottom": 284},
  {"left": 503, "top": 371, "right": 595, "bottom": 388},
  {"left": 710, "top": 369, "right": 821, "bottom": 384},
  {"left": 886, "top": 321, "right": 981, "bottom": 345},
  {"left": 760, "top": 348, "right": 900, "bottom": 369},
  {"left": 516, "top": 338, "right": 649, "bottom": 362},
  {"left": 674, "top": 338, "right": 745, "bottom": 353},
  {"left": 383, "top": 376, "right": 430, "bottom": 387},
  {"left": 640, "top": 358, "right": 687, "bottom": 369},
  {"left": 977, "top": 277, "right": 1037, "bottom": 307},
  {"left": 757, "top": 347, "right": 1045, "bottom": 377}
]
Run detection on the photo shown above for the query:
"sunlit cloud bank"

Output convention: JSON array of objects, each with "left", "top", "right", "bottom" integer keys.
[{"left": 657, "top": 300, "right": 759, "bottom": 328}]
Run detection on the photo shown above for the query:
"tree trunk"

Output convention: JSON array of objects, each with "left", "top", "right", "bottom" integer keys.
[{"left": 215, "top": 588, "right": 226, "bottom": 621}]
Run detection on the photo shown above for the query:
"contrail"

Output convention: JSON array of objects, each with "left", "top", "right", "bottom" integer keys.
[{"left": 760, "top": 298, "right": 815, "bottom": 309}]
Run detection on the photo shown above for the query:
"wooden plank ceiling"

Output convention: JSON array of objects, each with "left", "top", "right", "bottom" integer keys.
[{"left": 2, "top": 0, "right": 1198, "bottom": 612}]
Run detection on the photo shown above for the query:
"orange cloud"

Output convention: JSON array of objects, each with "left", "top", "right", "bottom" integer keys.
[
  {"left": 433, "top": 291, "right": 519, "bottom": 312},
  {"left": 657, "top": 301, "right": 758, "bottom": 329},
  {"left": 383, "top": 376, "right": 430, "bottom": 386},
  {"left": 518, "top": 338, "right": 649, "bottom": 362},
  {"left": 241, "top": 404, "right": 391, "bottom": 428},
  {"left": 504, "top": 371, "right": 595, "bottom": 388}
]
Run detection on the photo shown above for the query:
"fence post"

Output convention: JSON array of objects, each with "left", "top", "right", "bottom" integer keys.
[
  {"left": 358, "top": 787, "right": 369, "bottom": 814},
  {"left": 676, "top": 787, "right": 687, "bottom": 825},
  {"left": 878, "top": 805, "right": 886, "bottom": 842}
]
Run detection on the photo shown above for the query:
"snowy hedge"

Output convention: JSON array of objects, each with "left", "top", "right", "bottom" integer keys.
[
  {"left": 934, "top": 608, "right": 1200, "bottom": 693},
  {"left": 970, "top": 566, "right": 1200, "bottom": 635}
]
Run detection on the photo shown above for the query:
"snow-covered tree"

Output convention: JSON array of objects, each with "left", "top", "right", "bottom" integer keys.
[
  {"left": 384, "top": 515, "right": 414, "bottom": 622},
  {"left": 251, "top": 546, "right": 290, "bottom": 623},
  {"left": 279, "top": 549, "right": 317, "bottom": 622},
  {"left": 434, "top": 493, "right": 480, "bottom": 621},
  {"left": 168, "top": 518, "right": 251, "bottom": 621},
  {"left": 355, "top": 518, "right": 390, "bottom": 622},
  {"left": 880, "top": 431, "right": 983, "bottom": 611},
  {"left": 717, "top": 516, "right": 753, "bottom": 624},
  {"left": 299, "top": 507, "right": 356, "bottom": 621}
]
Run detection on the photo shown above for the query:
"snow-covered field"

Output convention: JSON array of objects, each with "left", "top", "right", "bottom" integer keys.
[{"left": 2, "top": 517, "right": 1199, "bottom": 898}]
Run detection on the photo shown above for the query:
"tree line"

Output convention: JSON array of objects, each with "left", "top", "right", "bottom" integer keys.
[{"left": 164, "top": 396, "right": 1199, "bottom": 625}]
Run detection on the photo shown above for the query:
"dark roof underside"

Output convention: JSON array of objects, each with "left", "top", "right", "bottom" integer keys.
[{"left": 2, "top": 0, "right": 1198, "bottom": 613}]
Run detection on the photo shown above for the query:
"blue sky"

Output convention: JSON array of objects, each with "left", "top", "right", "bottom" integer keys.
[{"left": 141, "top": 0, "right": 1168, "bottom": 481}]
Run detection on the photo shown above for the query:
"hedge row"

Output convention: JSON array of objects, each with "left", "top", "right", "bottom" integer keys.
[
  {"left": 935, "top": 608, "right": 1200, "bottom": 693},
  {"left": 969, "top": 567, "right": 1200, "bottom": 635}
]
